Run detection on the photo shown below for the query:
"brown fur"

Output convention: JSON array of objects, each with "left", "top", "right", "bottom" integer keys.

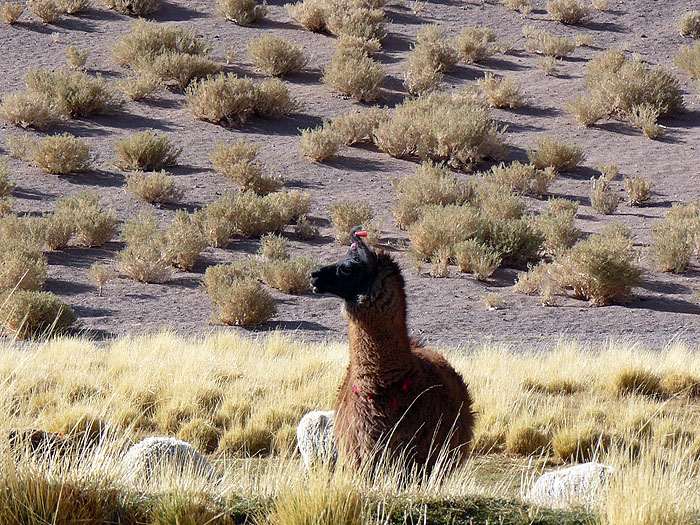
[{"left": 333, "top": 251, "right": 475, "bottom": 475}]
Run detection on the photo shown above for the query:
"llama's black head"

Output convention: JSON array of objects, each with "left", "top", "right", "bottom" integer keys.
[{"left": 310, "top": 227, "right": 380, "bottom": 303}]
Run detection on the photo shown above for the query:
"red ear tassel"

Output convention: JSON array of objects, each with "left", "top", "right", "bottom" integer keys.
[{"left": 355, "top": 230, "right": 368, "bottom": 237}]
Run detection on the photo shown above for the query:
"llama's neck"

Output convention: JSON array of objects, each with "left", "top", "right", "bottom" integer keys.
[{"left": 345, "top": 293, "right": 413, "bottom": 386}]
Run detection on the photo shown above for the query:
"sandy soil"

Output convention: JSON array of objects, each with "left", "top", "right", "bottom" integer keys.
[{"left": 1, "top": 0, "right": 700, "bottom": 349}]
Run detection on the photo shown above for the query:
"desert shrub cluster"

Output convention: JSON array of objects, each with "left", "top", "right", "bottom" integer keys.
[
  {"left": 104, "top": 0, "right": 161, "bottom": 16},
  {"left": 217, "top": 0, "right": 266, "bottom": 25},
  {"left": 29, "top": 133, "right": 95, "bottom": 175},
  {"left": 0, "top": 68, "right": 119, "bottom": 128},
  {"left": 477, "top": 74, "right": 523, "bottom": 109},
  {"left": 523, "top": 26, "right": 576, "bottom": 58},
  {"left": 210, "top": 141, "right": 282, "bottom": 195},
  {"left": 1, "top": 3, "right": 25, "bottom": 23},
  {"left": 322, "top": 48, "right": 385, "bottom": 102},
  {"left": 516, "top": 225, "right": 640, "bottom": 306},
  {"left": 650, "top": 203, "right": 700, "bottom": 273},
  {"left": 125, "top": 170, "right": 183, "bottom": 204},
  {"left": 194, "top": 189, "right": 310, "bottom": 248},
  {"left": 373, "top": 90, "right": 505, "bottom": 171},
  {"left": 546, "top": 0, "right": 589, "bottom": 25},
  {"left": 403, "top": 24, "right": 457, "bottom": 95},
  {"left": 299, "top": 106, "right": 389, "bottom": 162},
  {"left": 329, "top": 200, "right": 379, "bottom": 245},
  {"left": 569, "top": 49, "right": 684, "bottom": 133},
  {"left": 114, "top": 131, "right": 181, "bottom": 171},
  {"left": 679, "top": 11, "right": 700, "bottom": 38},
  {"left": 527, "top": 135, "right": 584, "bottom": 173},
  {"left": 247, "top": 35, "right": 307, "bottom": 77},
  {"left": 187, "top": 74, "right": 298, "bottom": 126}
]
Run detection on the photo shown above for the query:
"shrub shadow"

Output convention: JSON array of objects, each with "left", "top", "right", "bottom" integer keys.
[{"left": 151, "top": 2, "right": 206, "bottom": 21}]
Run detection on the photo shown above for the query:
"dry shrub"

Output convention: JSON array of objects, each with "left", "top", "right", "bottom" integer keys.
[
  {"left": 587, "top": 49, "right": 684, "bottom": 118},
  {"left": 392, "top": 161, "right": 471, "bottom": 229},
  {"left": 527, "top": 135, "right": 584, "bottom": 172},
  {"left": 649, "top": 204, "right": 699, "bottom": 273},
  {"left": 574, "top": 34, "right": 594, "bottom": 47},
  {"left": 407, "top": 204, "right": 480, "bottom": 261},
  {"left": 144, "top": 52, "right": 222, "bottom": 90},
  {"left": 326, "top": 6, "right": 385, "bottom": 41},
  {"left": 453, "top": 239, "right": 501, "bottom": 280},
  {"left": 0, "top": 243, "right": 47, "bottom": 292},
  {"left": 210, "top": 141, "right": 282, "bottom": 195},
  {"left": 413, "top": 24, "right": 459, "bottom": 72},
  {"left": 591, "top": 0, "right": 607, "bottom": 9},
  {"left": 56, "top": 0, "right": 90, "bottom": 14},
  {"left": 403, "top": 24, "right": 456, "bottom": 95},
  {"left": 546, "top": 0, "right": 589, "bottom": 24},
  {"left": 202, "top": 261, "right": 258, "bottom": 295},
  {"left": 565, "top": 95, "right": 607, "bottom": 127},
  {"left": 260, "top": 256, "right": 317, "bottom": 293},
  {"left": 373, "top": 91, "right": 505, "bottom": 171},
  {"left": 30, "top": 133, "right": 94, "bottom": 174},
  {"left": 590, "top": 176, "right": 619, "bottom": 215},
  {"left": 125, "top": 170, "right": 183, "bottom": 204},
  {"left": 679, "top": 11, "right": 700, "bottom": 38},
  {"left": 209, "top": 278, "right": 276, "bottom": 326},
  {"left": 254, "top": 78, "right": 299, "bottom": 117},
  {"left": 55, "top": 192, "right": 117, "bottom": 247},
  {"left": 6, "top": 134, "right": 34, "bottom": 161},
  {"left": 557, "top": 226, "right": 640, "bottom": 305},
  {"left": 299, "top": 123, "right": 341, "bottom": 162},
  {"left": 2, "top": 3, "right": 24, "bottom": 23},
  {"left": 322, "top": 48, "right": 384, "bottom": 102},
  {"left": 294, "top": 215, "right": 318, "bottom": 240},
  {"left": 0, "top": 160, "right": 15, "bottom": 200},
  {"left": 247, "top": 35, "right": 306, "bottom": 77},
  {"left": 628, "top": 103, "right": 662, "bottom": 139},
  {"left": 112, "top": 19, "right": 210, "bottom": 68},
  {"left": 336, "top": 35, "right": 381, "bottom": 56},
  {"left": 0, "top": 92, "right": 59, "bottom": 130},
  {"left": 677, "top": 44, "right": 700, "bottom": 82},
  {"left": 104, "top": 0, "right": 161, "bottom": 15},
  {"left": 482, "top": 217, "right": 543, "bottom": 268},
  {"left": 331, "top": 106, "right": 389, "bottom": 146},
  {"left": 118, "top": 212, "right": 171, "bottom": 283},
  {"left": 186, "top": 74, "right": 297, "bottom": 126},
  {"left": 502, "top": 0, "right": 532, "bottom": 15},
  {"left": 114, "top": 131, "right": 181, "bottom": 171},
  {"left": 486, "top": 161, "right": 556, "bottom": 197},
  {"left": 166, "top": 211, "right": 207, "bottom": 272},
  {"left": 506, "top": 423, "right": 549, "bottom": 456},
  {"left": 403, "top": 49, "right": 443, "bottom": 95},
  {"left": 258, "top": 233, "right": 289, "bottom": 260},
  {"left": 623, "top": 176, "right": 653, "bottom": 206},
  {"left": 197, "top": 190, "right": 310, "bottom": 242},
  {"left": 116, "top": 73, "right": 164, "bottom": 101},
  {"left": 26, "top": 0, "right": 61, "bottom": 23},
  {"left": 88, "top": 262, "right": 117, "bottom": 296},
  {"left": 535, "top": 198, "right": 580, "bottom": 255},
  {"left": 522, "top": 377, "right": 579, "bottom": 395},
  {"left": 285, "top": 0, "right": 326, "bottom": 31},
  {"left": 24, "top": 68, "right": 118, "bottom": 118},
  {"left": 0, "top": 290, "right": 76, "bottom": 339},
  {"left": 217, "top": 0, "right": 266, "bottom": 25},
  {"left": 455, "top": 26, "right": 496, "bottom": 63},
  {"left": 552, "top": 425, "right": 610, "bottom": 462},
  {"left": 66, "top": 46, "right": 89, "bottom": 70},
  {"left": 523, "top": 27, "right": 575, "bottom": 58},
  {"left": 474, "top": 181, "right": 526, "bottom": 221},
  {"left": 429, "top": 248, "right": 450, "bottom": 278},
  {"left": 44, "top": 213, "right": 73, "bottom": 251},
  {"left": 477, "top": 74, "right": 523, "bottom": 109},
  {"left": 330, "top": 200, "right": 378, "bottom": 245}
]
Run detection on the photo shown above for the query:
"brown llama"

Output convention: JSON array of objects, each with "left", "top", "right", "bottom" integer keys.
[{"left": 310, "top": 228, "right": 474, "bottom": 475}]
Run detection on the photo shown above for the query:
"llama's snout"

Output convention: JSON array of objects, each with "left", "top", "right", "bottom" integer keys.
[{"left": 309, "top": 267, "right": 326, "bottom": 293}]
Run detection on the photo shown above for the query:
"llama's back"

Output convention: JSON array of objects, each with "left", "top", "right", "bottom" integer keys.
[{"left": 409, "top": 346, "right": 475, "bottom": 462}]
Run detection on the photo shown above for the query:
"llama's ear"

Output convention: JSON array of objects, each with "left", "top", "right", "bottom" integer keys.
[{"left": 350, "top": 227, "right": 376, "bottom": 266}]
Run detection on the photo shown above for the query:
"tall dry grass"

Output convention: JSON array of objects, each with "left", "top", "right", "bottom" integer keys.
[{"left": 0, "top": 333, "right": 698, "bottom": 522}]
